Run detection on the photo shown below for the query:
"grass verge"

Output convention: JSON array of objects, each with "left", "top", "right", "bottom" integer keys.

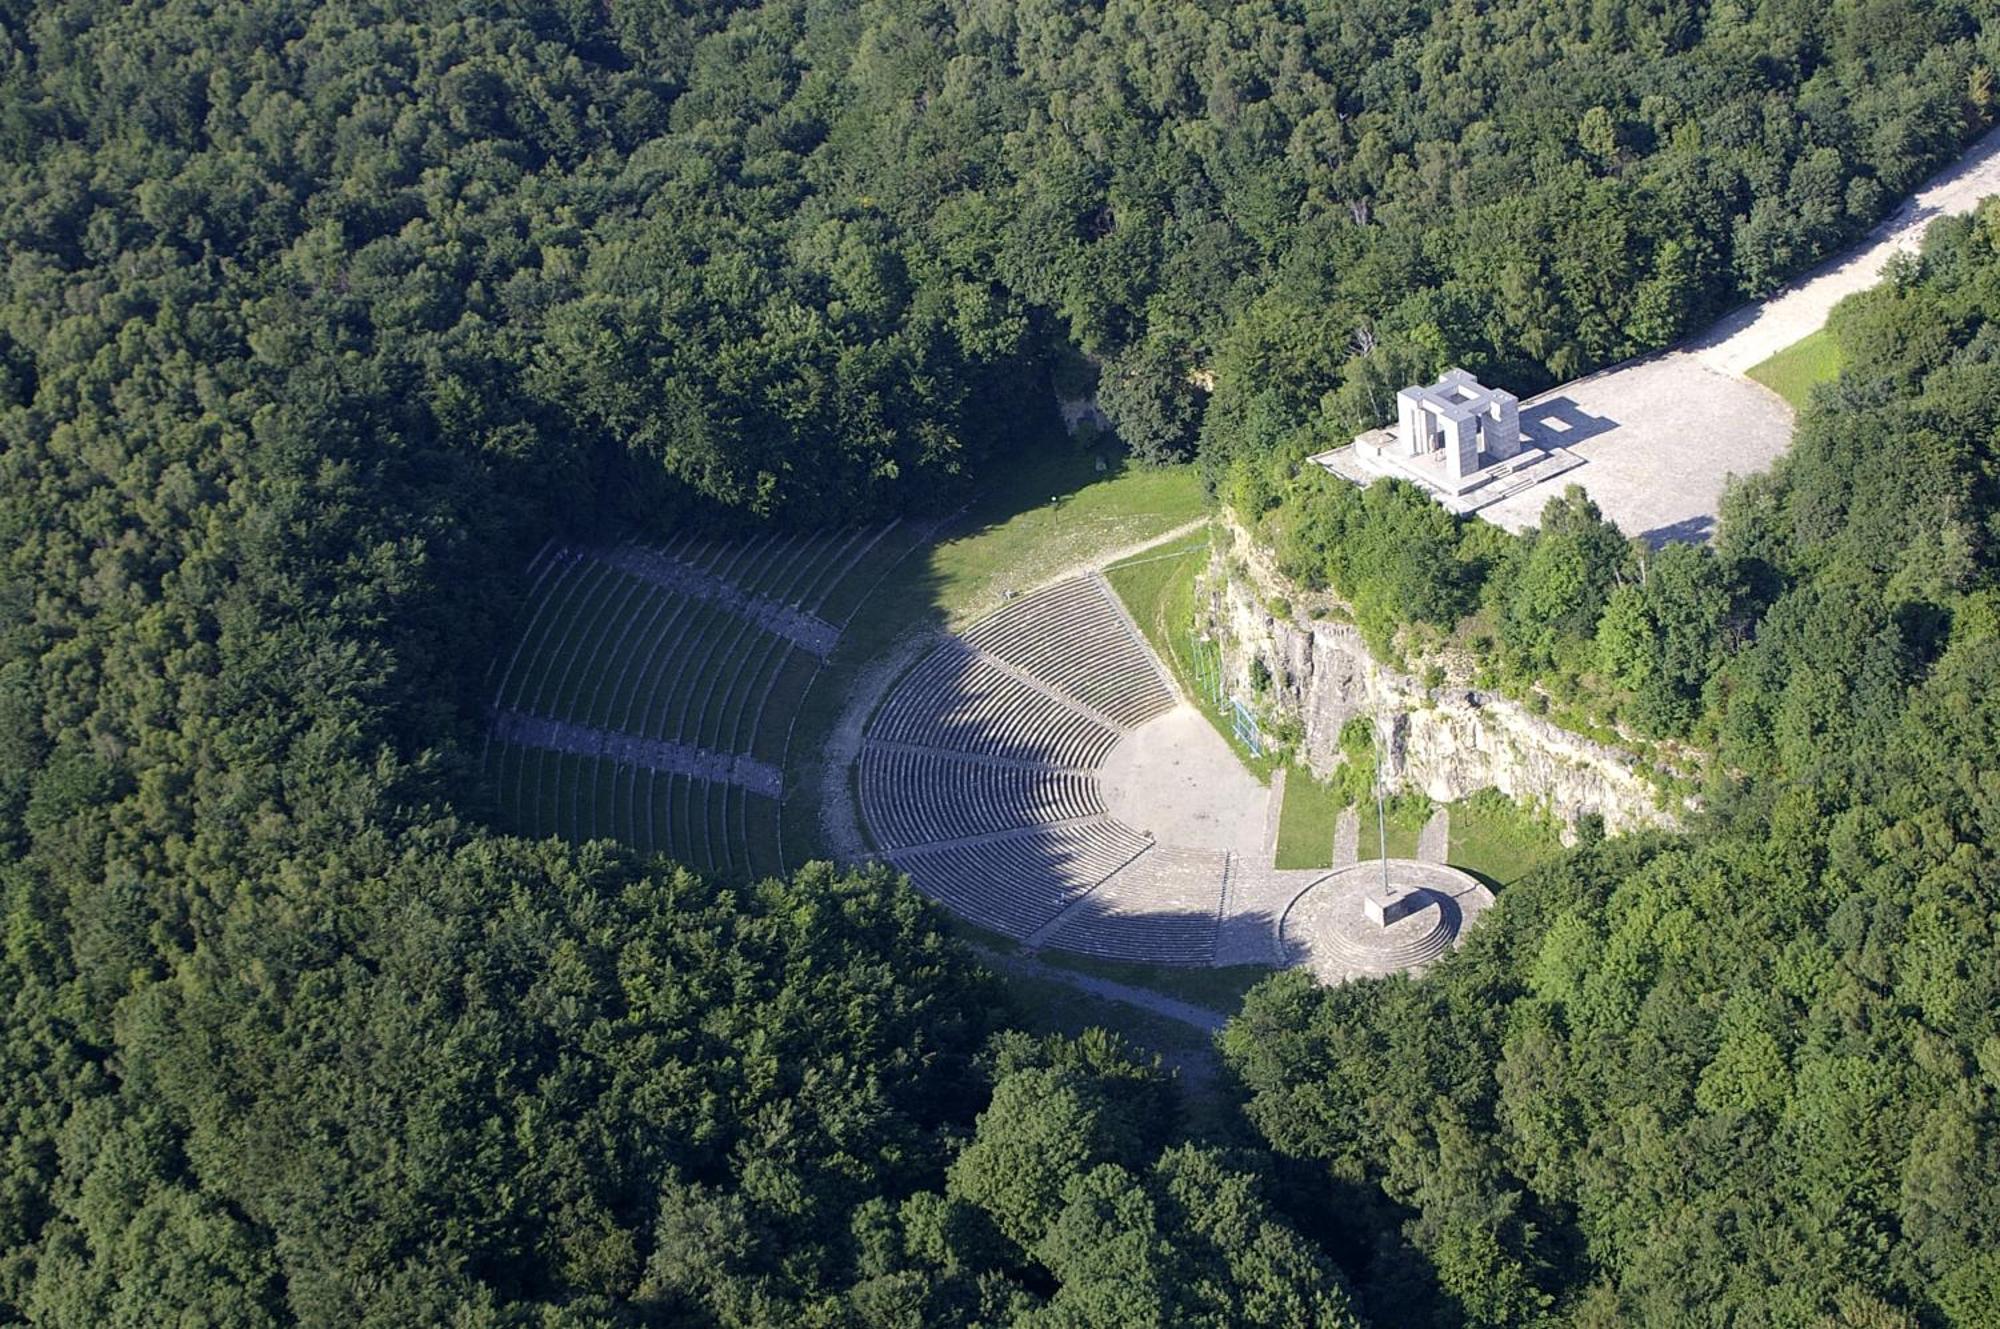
[
  {"left": 1747, "top": 326, "right": 1842, "bottom": 410},
  {"left": 1104, "top": 531, "right": 1280, "bottom": 782},
  {"left": 1274, "top": 768, "right": 1344, "bottom": 869},
  {"left": 1353, "top": 794, "right": 1428, "bottom": 862},
  {"left": 1032, "top": 951, "right": 1272, "bottom": 1015},
  {"left": 988, "top": 968, "right": 1240, "bottom": 1139}
]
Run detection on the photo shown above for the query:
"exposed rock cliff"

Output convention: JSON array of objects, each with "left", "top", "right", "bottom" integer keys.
[{"left": 1205, "top": 518, "right": 1680, "bottom": 838}]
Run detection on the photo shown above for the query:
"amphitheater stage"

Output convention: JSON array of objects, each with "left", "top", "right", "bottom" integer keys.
[{"left": 1098, "top": 704, "right": 1270, "bottom": 857}]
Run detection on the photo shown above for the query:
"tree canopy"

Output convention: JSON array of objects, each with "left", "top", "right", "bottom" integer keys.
[
  {"left": 1223, "top": 201, "right": 2000, "bottom": 1329},
  {"left": 3, "top": 0, "right": 2000, "bottom": 1322}
]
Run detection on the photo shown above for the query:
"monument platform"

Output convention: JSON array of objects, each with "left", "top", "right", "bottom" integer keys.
[
  {"left": 1313, "top": 428, "right": 1585, "bottom": 517},
  {"left": 1278, "top": 860, "right": 1494, "bottom": 983}
]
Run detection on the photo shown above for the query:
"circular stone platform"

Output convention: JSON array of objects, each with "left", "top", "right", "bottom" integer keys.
[{"left": 1279, "top": 861, "right": 1495, "bottom": 983}]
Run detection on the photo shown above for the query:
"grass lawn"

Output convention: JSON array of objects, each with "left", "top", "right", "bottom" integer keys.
[
  {"left": 926, "top": 454, "right": 1206, "bottom": 631},
  {"left": 1273, "top": 768, "right": 1344, "bottom": 869},
  {"left": 1747, "top": 326, "right": 1842, "bottom": 410},
  {"left": 1446, "top": 788, "right": 1564, "bottom": 889},
  {"left": 1355, "top": 822, "right": 1420, "bottom": 861},
  {"left": 995, "top": 969, "right": 1216, "bottom": 1056},
  {"left": 840, "top": 445, "right": 1207, "bottom": 670}
]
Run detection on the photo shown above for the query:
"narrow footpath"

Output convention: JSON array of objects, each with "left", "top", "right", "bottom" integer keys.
[{"left": 972, "top": 945, "right": 1228, "bottom": 1035}]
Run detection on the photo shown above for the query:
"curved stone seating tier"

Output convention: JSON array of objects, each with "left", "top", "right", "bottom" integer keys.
[
  {"left": 490, "top": 740, "right": 784, "bottom": 882},
  {"left": 960, "top": 578, "right": 1176, "bottom": 729},
  {"left": 861, "top": 575, "right": 1209, "bottom": 957},
  {"left": 888, "top": 819, "right": 1154, "bottom": 938},
  {"left": 859, "top": 745, "right": 1105, "bottom": 850},
  {"left": 1037, "top": 845, "right": 1227, "bottom": 964},
  {"left": 499, "top": 548, "right": 802, "bottom": 748},
  {"left": 485, "top": 523, "right": 915, "bottom": 882},
  {"left": 867, "top": 647, "right": 1121, "bottom": 770}
]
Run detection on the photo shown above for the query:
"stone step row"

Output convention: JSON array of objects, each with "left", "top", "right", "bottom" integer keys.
[
  {"left": 888, "top": 818, "right": 1154, "bottom": 939},
  {"left": 868, "top": 645, "right": 1122, "bottom": 770},
  {"left": 859, "top": 743, "right": 1105, "bottom": 850}
]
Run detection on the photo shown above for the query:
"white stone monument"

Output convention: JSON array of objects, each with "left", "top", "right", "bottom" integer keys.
[{"left": 1392, "top": 368, "right": 1521, "bottom": 492}]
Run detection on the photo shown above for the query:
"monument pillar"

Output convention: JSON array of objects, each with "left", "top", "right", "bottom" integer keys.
[
  {"left": 1441, "top": 413, "right": 1477, "bottom": 480},
  {"left": 1485, "top": 392, "right": 1522, "bottom": 460},
  {"left": 1396, "top": 390, "right": 1424, "bottom": 457}
]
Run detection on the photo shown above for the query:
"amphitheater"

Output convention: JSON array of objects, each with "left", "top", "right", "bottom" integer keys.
[
  {"left": 485, "top": 522, "right": 1493, "bottom": 981},
  {"left": 852, "top": 573, "right": 1494, "bottom": 975}
]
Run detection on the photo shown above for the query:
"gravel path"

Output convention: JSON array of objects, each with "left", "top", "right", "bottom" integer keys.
[
  {"left": 1691, "top": 123, "right": 2000, "bottom": 375},
  {"left": 1332, "top": 807, "right": 1359, "bottom": 868},
  {"left": 1417, "top": 805, "right": 1450, "bottom": 864},
  {"left": 815, "top": 627, "right": 942, "bottom": 863},
  {"left": 1260, "top": 767, "right": 1286, "bottom": 866},
  {"left": 944, "top": 516, "right": 1210, "bottom": 631}
]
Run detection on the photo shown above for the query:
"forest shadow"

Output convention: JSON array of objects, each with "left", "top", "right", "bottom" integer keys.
[{"left": 1640, "top": 512, "right": 1717, "bottom": 546}]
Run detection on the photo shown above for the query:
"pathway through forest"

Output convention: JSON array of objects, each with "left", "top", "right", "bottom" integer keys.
[
  {"left": 1481, "top": 124, "right": 2000, "bottom": 543},
  {"left": 1690, "top": 122, "right": 2000, "bottom": 375}
]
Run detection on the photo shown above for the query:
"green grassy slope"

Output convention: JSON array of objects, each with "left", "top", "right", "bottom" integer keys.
[{"left": 1747, "top": 326, "right": 1843, "bottom": 410}]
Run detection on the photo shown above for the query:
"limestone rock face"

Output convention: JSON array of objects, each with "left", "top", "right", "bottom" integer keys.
[{"left": 1206, "top": 521, "right": 1678, "bottom": 839}]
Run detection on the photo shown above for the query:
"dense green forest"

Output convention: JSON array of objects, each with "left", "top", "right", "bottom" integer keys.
[
  {"left": 3, "top": 0, "right": 1999, "bottom": 1323},
  {"left": 1228, "top": 208, "right": 2000, "bottom": 1326},
  {"left": 1256, "top": 463, "right": 1718, "bottom": 742}
]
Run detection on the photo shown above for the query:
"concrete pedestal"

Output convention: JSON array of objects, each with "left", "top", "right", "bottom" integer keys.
[{"left": 1364, "top": 886, "right": 1432, "bottom": 928}]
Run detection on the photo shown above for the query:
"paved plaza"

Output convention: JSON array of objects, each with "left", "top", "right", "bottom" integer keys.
[
  {"left": 1476, "top": 353, "right": 1792, "bottom": 543},
  {"left": 1098, "top": 705, "right": 1269, "bottom": 856},
  {"left": 1319, "top": 125, "right": 2000, "bottom": 544},
  {"left": 1318, "top": 355, "right": 1791, "bottom": 544}
]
